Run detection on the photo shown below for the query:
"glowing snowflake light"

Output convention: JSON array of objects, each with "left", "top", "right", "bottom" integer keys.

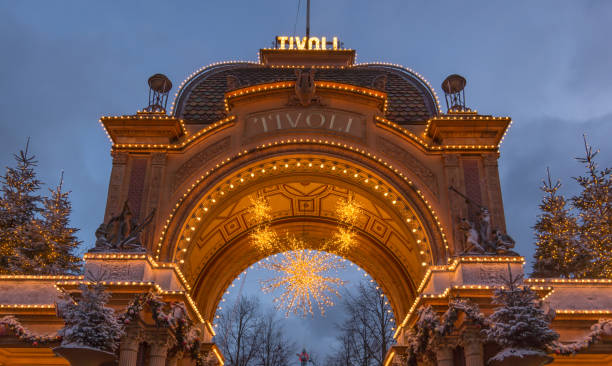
[
  {"left": 250, "top": 226, "right": 278, "bottom": 252},
  {"left": 335, "top": 197, "right": 361, "bottom": 226},
  {"left": 330, "top": 226, "right": 357, "bottom": 253},
  {"left": 249, "top": 195, "right": 273, "bottom": 224},
  {"left": 260, "top": 237, "right": 346, "bottom": 317}
]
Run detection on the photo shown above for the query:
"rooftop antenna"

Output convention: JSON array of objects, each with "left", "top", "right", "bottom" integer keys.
[
  {"left": 441, "top": 74, "right": 468, "bottom": 112},
  {"left": 145, "top": 73, "right": 172, "bottom": 113},
  {"left": 306, "top": 0, "right": 311, "bottom": 41}
]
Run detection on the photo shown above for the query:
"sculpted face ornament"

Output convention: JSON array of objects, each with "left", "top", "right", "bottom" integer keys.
[{"left": 292, "top": 68, "right": 319, "bottom": 107}]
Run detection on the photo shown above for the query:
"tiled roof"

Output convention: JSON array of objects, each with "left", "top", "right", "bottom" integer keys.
[{"left": 173, "top": 63, "right": 439, "bottom": 125}]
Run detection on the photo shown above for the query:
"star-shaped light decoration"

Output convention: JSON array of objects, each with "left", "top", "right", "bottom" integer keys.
[
  {"left": 260, "top": 235, "right": 346, "bottom": 317},
  {"left": 328, "top": 197, "right": 361, "bottom": 252},
  {"left": 248, "top": 194, "right": 279, "bottom": 253},
  {"left": 249, "top": 195, "right": 273, "bottom": 224}
]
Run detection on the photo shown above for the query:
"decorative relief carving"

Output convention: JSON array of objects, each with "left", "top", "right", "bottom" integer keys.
[
  {"left": 188, "top": 182, "right": 414, "bottom": 284},
  {"left": 377, "top": 137, "right": 438, "bottom": 196},
  {"left": 461, "top": 263, "right": 523, "bottom": 287},
  {"left": 290, "top": 68, "right": 318, "bottom": 107},
  {"left": 172, "top": 137, "right": 231, "bottom": 192},
  {"left": 85, "top": 260, "right": 147, "bottom": 282}
]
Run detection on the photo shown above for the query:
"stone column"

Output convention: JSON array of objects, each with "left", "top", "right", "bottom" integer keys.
[
  {"left": 436, "top": 344, "right": 454, "bottom": 366},
  {"left": 119, "top": 325, "right": 143, "bottom": 366},
  {"left": 146, "top": 329, "right": 174, "bottom": 366},
  {"left": 462, "top": 332, "right": 483, "bottom": 366}
]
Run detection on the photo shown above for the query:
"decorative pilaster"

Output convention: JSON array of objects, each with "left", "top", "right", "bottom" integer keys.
[
  {"left": 119, "top": 326, "right": 142, "bottom": 366},
  {"left": 443, "top": 153, "right": 466, "bottom": 255},
  {"left": 105, "top": 151, "right": 129, "bottom": 222},
  {"left": 144, "top": 152, "right": 167, "bottom": 247},
  {"left": 482, "top": 153, "right": 506, "bottom": 232},
  {"left": 461, "top": 330, "right": 483, "bottom": 366}
]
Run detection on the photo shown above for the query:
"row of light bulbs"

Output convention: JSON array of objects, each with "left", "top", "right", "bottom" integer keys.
[
  {"left": 154, "top": 139, "right": 449, "bottom": 266},
  {"left": 168, "top": 60, "right": 442, "bottom": 117},
  {"left": 173, "top": 156, "right": 433, "bottom": 268}
]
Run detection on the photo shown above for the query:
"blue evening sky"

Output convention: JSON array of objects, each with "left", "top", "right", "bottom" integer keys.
[{"left": 1, "top": 1, "right": 611, "bottom": 361}]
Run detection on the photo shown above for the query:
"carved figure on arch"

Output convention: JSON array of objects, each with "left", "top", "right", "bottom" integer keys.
[
  {"left": 289, "top": 68, "right": 321, "bottom": 107},
  {"left": 459, "top": 218, "right": 484, "bottom": 254},
  {"left": 450, "top": 186, "right": 518, "bottom": 256},
  {"left": 90, "top": 201, "right": 155, "bottom": 253}
]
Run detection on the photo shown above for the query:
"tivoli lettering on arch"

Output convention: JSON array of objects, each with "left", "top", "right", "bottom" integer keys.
[{"left": 246, "top": 109, "right": 365, "bottom": 139}]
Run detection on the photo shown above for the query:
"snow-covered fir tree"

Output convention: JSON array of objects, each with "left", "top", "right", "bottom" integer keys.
[
  {"left": 0, "top": 141, "right": 44, "bottom": 274},
  {"left": 572, "top": 137, "right": 612, "bottom": 278},
  {"left": 0, "top": 142, "right": 81, "bottom": 274},
  {"left": 57, "top": 282, "right": 124, "bottom": 352},
  {"left": 484, "top": 268, "right": 558, "bottom": 362},
  {"left": 532, "top": 168, "right": 585, "bottom": 278},
  {"left": 40, "top": 173, "right": 82, "bottom": 274}
]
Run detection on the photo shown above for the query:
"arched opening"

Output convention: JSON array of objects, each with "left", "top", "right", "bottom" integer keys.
[
  {"left": 159, "top": 150, "right": 448, "bottom": 331},
  {"left": 212, "top": 250, "right": 397, "bottom": 365}
]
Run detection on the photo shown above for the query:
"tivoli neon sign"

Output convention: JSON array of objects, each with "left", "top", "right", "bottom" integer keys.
[{"left": 275, "top": 36, "right": 339, "bottom": 50}]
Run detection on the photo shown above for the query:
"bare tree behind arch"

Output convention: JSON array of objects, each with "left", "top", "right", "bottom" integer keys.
[{"left": 327, "top": 281, "right": 396, "bottom": 366}]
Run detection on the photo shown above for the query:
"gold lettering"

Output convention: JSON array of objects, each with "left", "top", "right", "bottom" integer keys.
[
  {"left": 328, "top": 114, "right": 336, "bottom": 129},
  {"left": 295, "top": 36, "right": 307, "bottom": 50},
  {"left": 308, "top": 37, "right": 320, "bottom": 50},
  {"left": 275, "top": 36, "right": 339, "bottom": 50},
  {"left": 277, "top": 36, "right": 288, "bottom": 49},
  {"left": 345, "top": 117, "right": 353, "bottom": 133},
  {"left": 253, "top": 117, "right": 268, "bottom": 132},
  {"left": 306, "top": 113, "right": 325, "bottom": 127},
  {"left": 286, "top": 113, "right": 302, "bottom": 128}
]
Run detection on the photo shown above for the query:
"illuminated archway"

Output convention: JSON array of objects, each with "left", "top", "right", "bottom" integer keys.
[{"left": 157, "top": 144, "right": 450, "bottom": 328}]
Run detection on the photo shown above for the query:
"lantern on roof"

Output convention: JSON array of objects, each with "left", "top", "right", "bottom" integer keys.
[{"left": 145, "top": 73, "right": 172, "bottom": 113}]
